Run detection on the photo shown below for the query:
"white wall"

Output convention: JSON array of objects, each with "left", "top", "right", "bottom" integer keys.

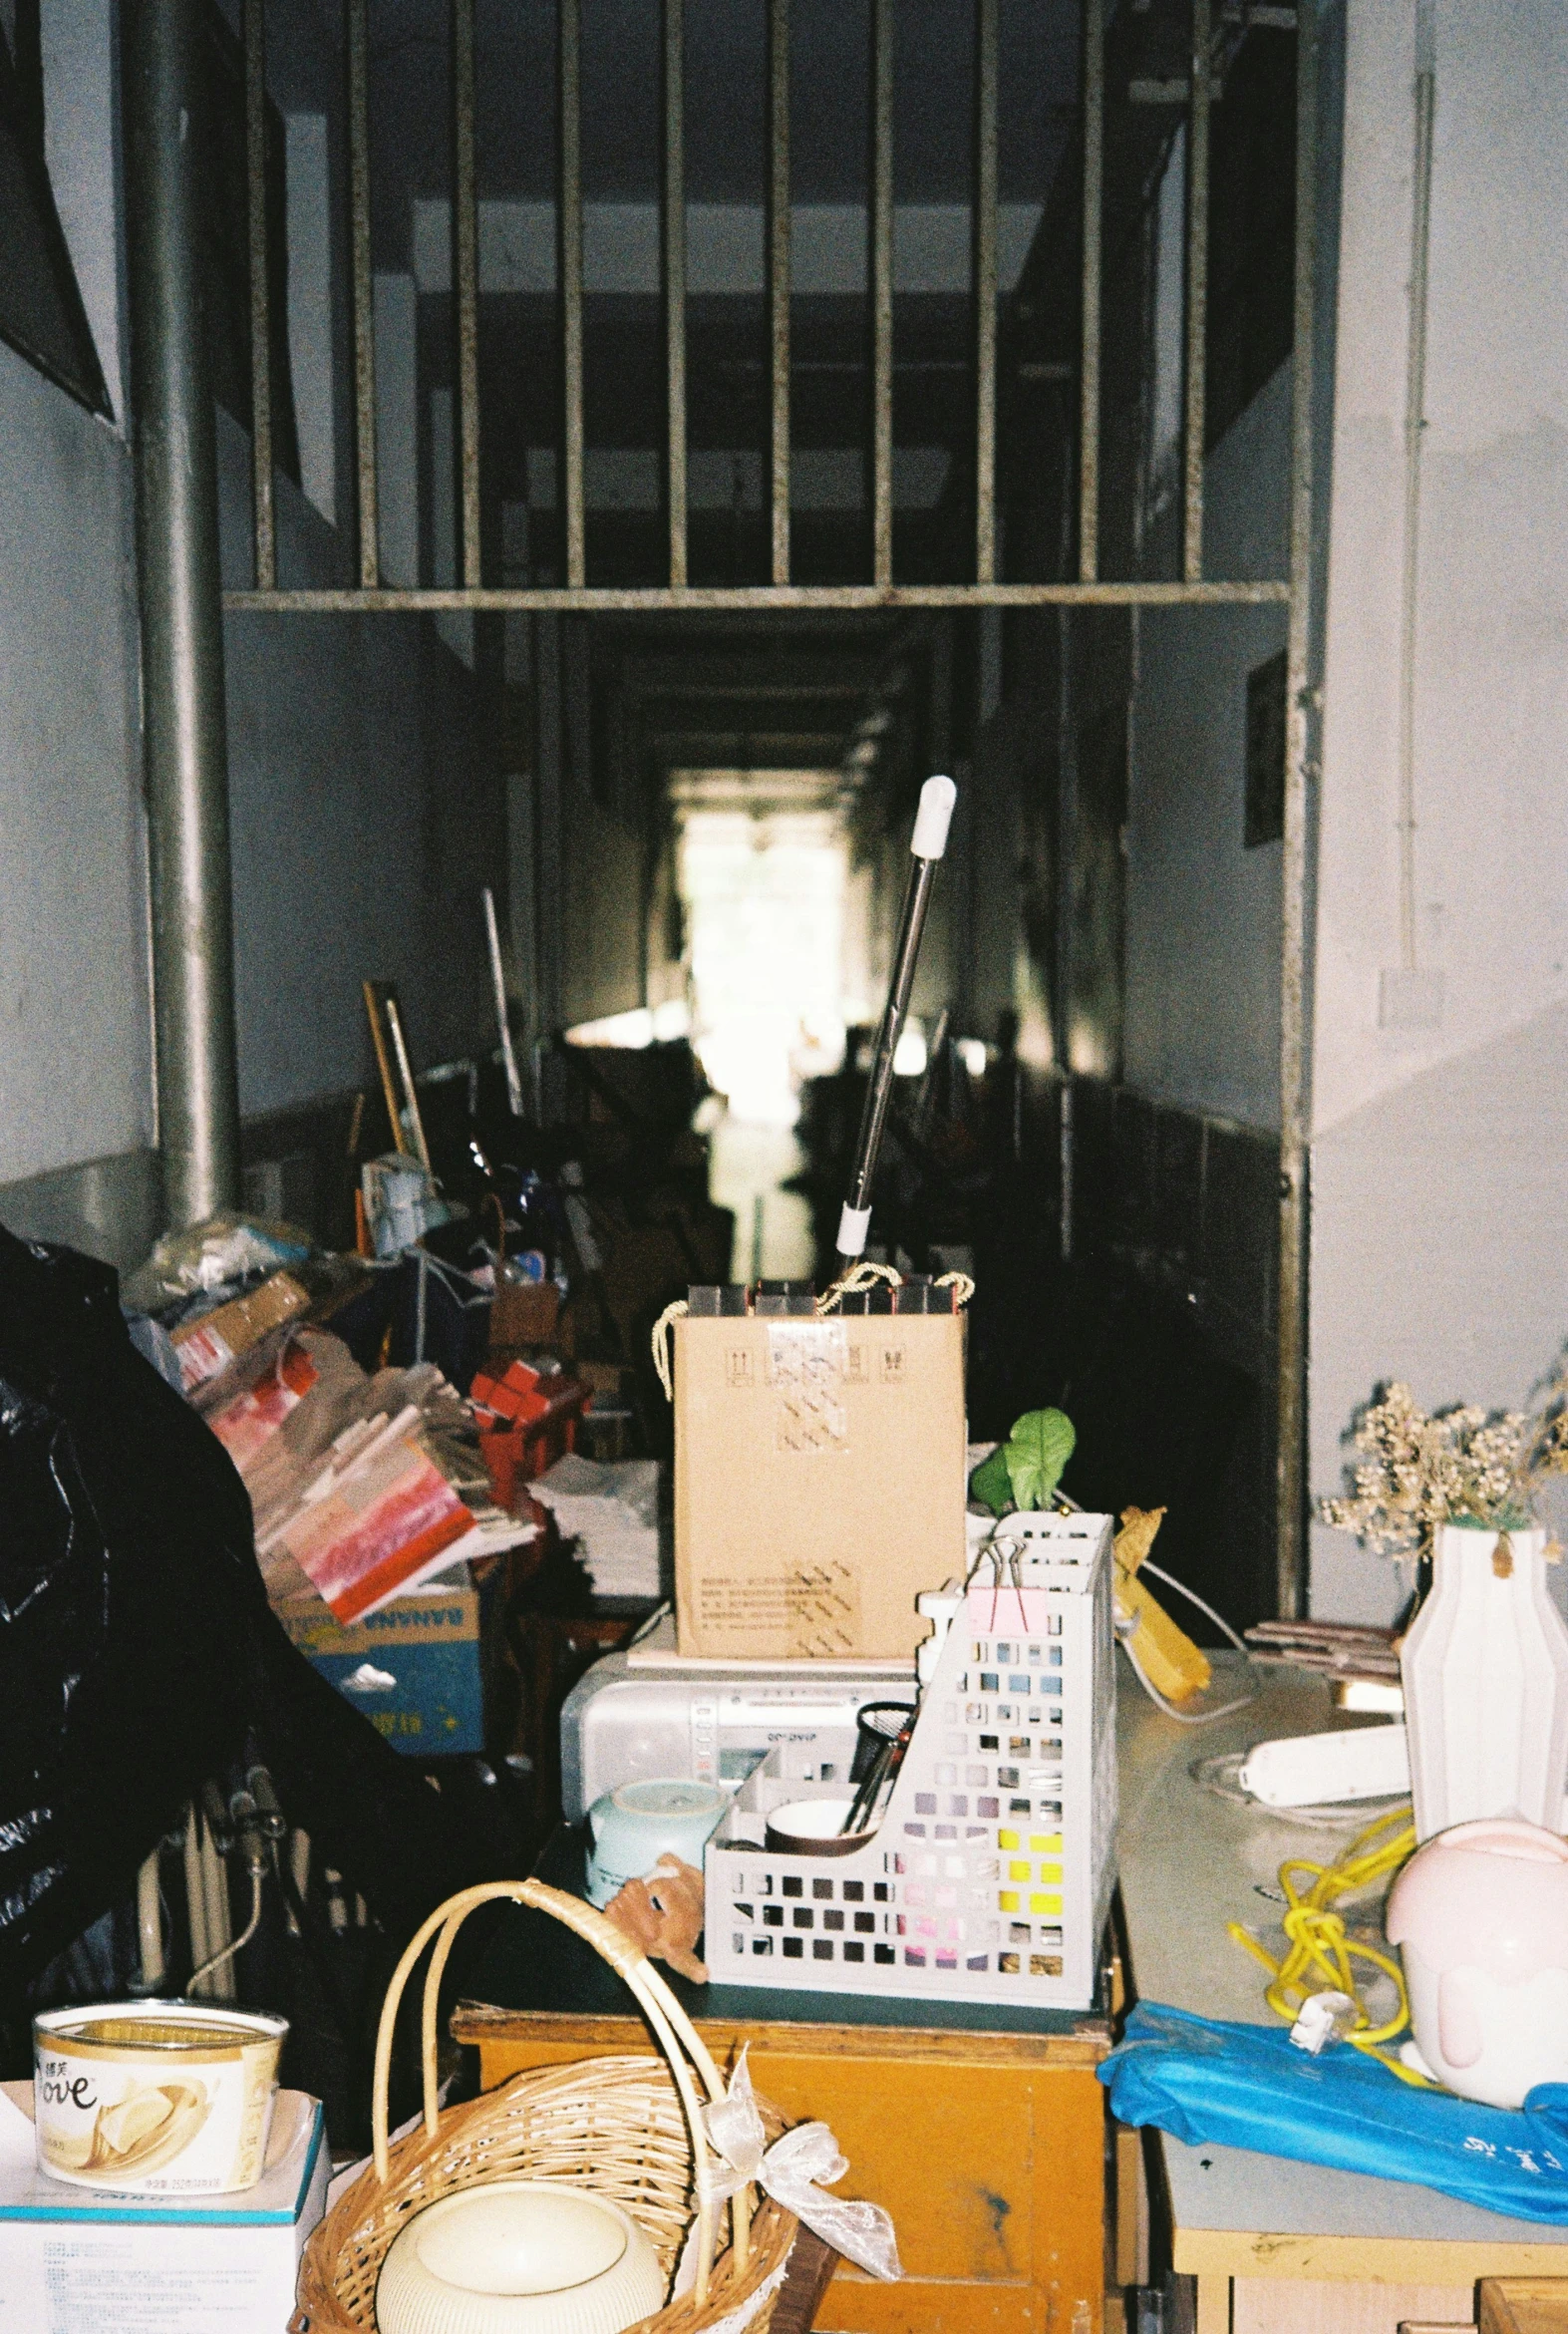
[
  {"left": 40, "top": 0, "right": 124, "bottom": 428},
  {"left": 0, "top": 8, "right": 501, "bottom": 1268},
  {"left": 0, "top": 342, "right": 151, "bottom": 1188},
  {"left": 217, "top": 418, "right": 503, "bottom": 1122},
  {"left": 1308, "top": 1, "right": 1568, "bottom": 1617},
  {"left": 284, "top": 113, "right": 335, "bottom": 524},
  {"left": 1123, "top": 365, "right": 1291, "bottom": 1129}
]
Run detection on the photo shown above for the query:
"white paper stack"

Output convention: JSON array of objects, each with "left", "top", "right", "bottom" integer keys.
[{"left": 532, "top": 1454, "right": 664, "bottom": 1597}]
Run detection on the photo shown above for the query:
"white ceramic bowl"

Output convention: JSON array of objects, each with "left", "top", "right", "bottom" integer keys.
[{"left": 375, "top": 2178, "right": 667, "bottom": 2334}]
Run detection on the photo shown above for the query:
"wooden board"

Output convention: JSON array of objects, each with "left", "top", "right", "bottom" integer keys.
[
  {"left": 1480, "top": 2279, "right": 1568, "bottom": 2333},
  {"left": 1230, "top": 2279, "right": 1474, "bottom": 2331}
]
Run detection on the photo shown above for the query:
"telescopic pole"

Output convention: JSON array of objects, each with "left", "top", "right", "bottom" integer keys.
[{"left": 835, "top": 774, "right": 958, "bottom": 1270}]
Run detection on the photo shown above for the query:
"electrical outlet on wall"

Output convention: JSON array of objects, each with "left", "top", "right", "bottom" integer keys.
[{"left": 1379, "top": 967, "right": 1444, "bottom": 1030}]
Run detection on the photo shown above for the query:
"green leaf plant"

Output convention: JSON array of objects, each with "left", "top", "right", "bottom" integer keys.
[{"left": 969, "top": 1407, "right": 1077, "bottom": 1517}]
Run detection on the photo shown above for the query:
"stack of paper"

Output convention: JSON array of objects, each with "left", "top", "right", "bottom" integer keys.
[{"left": 531, "top": 1454, "right": 663, "bottom": 1597}]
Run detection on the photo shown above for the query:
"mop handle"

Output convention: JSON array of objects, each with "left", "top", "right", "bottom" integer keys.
[
  {"left": 836, "top": 775, "right": 957, "bottom": 1266},
  {"left": 482, "top": 886, "right": 526, "bottom": 1119}
]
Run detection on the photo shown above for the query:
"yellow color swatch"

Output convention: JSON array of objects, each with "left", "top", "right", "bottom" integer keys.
[{"left": 1030, "top": 1892, "right": 1063, "bottom": 1916}]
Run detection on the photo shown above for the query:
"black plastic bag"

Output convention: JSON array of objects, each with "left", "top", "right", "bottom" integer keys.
[{"left": 0, "top": 1226, "right": 510, "bottom": 1993}]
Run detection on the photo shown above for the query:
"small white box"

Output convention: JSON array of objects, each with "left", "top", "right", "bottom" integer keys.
[{"left": 0, "top": 2082, "right": 327, "bottom": 2334}]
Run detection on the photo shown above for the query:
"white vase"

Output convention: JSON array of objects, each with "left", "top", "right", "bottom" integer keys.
[{"left": 1401, "top": 1524, "right": 1568, "bottom": 1841}]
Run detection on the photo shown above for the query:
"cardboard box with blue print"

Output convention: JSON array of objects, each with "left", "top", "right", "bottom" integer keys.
[{"left": 275, "top": 1563, "right": 501, "bottom": 1756}]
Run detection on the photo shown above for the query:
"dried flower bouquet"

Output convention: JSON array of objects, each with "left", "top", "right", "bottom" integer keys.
[{"left": 1322, "top": 1363, "right": 1568, "bottom": 1555}]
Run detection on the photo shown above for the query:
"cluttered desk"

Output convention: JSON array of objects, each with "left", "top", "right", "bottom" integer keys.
[{"left": 1116, "top": 1658, "right": 1568, "bottom": 2332}]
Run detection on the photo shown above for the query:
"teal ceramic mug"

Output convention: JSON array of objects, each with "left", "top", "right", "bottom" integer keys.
[{"left": 584, "top": 1779, "right": 729, "bottom": 1907}]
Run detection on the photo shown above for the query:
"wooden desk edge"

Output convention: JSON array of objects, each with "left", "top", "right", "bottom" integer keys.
[
  {"left": 1174, "top": 2224, "right": 1568, "bottom": 2285},
  {"left": 453, "top": 1999, "right": 1111, "bottom": 2069}
]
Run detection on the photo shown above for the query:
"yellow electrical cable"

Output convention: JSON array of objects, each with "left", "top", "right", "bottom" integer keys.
[{"left": 1226, "top": 1803, "right": 1433, "bottom": 2085}]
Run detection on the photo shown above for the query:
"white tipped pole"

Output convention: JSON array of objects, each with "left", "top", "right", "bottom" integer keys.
[
  {"left": 482, "top": 887, "right": 526, "bottom": 1119},
  {"left": 835, "top": 776, "right": 959, "bottom": 1268}
]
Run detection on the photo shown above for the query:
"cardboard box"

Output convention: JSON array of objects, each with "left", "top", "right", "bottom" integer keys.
[
  {"left": 171, "top": 1270, "right": 311, "bottom": 1398},
  {"left": 672, "top": 1312, "right": 966, "bottom": 1660},
  {"left": 275, "top": 1564, "right": 499, "bottom": 1755},
  {"left": 0, "top": 2085, "right": 327, "bottom": 2334}
]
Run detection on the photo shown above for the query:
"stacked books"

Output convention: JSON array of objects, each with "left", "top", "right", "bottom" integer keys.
[{"left": 1244, "top": 1617, "right": 1402, "bottom": 1680}]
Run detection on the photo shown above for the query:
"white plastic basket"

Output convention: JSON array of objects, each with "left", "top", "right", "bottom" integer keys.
[{"left": 703, "top": 1511, "right": 1117, "bottom": 2010}]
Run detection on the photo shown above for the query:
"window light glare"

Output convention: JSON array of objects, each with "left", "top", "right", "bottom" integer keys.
[
  {"left": 892, "top": 1024, "right": 927, "bottom": 1077},
  {"left": 564, "top": 1006, "right": 654, "bottom": 1049},
  {"left": 650, "top": 997, "right": 692, "bottom": 1041}
]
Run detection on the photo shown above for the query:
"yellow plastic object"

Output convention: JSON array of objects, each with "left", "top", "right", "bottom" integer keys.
[
  {"left": 1227, "top": 1802, "right": 1424, "bottom": 2083},
  {"left": 1112, "top": 1506, "right": 1212, "bottom": 1704}
]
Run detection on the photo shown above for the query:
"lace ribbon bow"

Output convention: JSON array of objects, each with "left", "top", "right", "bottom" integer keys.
[{"left": 702, "top": 2049, "right": 903, "bottom": 2282}]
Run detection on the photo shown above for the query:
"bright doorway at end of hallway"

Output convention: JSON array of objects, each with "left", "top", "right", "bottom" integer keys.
[{"left": 677, "top": 796, "right": 862, "bottom": 1282}]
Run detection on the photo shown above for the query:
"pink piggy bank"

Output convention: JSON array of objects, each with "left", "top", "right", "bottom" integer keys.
[{"left": 1387, "top": 1818, "right": 1568, "bottom": 2109}]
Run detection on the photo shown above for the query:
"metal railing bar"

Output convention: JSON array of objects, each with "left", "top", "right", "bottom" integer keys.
[
  {"left": 1182, "top": 0, "right": 1211, "bottom": 583},
  {"left": 769, "top": 0, "right": 791, "bottom": 586},
  {"left": 665, "top": 0, "right": 688, "bottom": 589},
  {"left": 1079, "top": 0, "right": 1102, "bottom": 582},
  {"left": 871, "top": 0, "right": 893, "bottom": 588},
  {"left": 1277, "top": 0, "right": 1317, "bottom": 1621},
  {"left": 560, "top": 0, "right": 586, "bottom": 589},
  {"left": 243, "top": 0, "right": 275, "bottom": 591},
  {"left": 348, "top": 0, "right": 379, "bottom": 587},
  {"left": 974, "top": 0, "right": 998, "bottom": 584},
  {"left": 454, "top": 0, "right": 480, "bottom": 588},
  {"left": 224, "top": 578, "right": 1291, "bottom": 612}
]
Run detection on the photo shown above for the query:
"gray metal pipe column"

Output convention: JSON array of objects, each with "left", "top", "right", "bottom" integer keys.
[{"left": 124, "top": 0, "right": 241, "bottom": 1225}]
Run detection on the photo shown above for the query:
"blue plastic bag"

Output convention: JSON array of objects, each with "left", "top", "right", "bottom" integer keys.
[{"left": 1101, "top": 2002, "right": 1568, "bottom": 2224}]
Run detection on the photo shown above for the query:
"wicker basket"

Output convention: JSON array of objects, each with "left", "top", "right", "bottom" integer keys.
[{"left": 292, "top": 1878, "right": 799, "bottom": 2334}]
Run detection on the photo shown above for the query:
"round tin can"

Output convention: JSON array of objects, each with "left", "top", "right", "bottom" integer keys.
[{"left": 33, "top": 2002, "right": 288, "bottom": 2194}]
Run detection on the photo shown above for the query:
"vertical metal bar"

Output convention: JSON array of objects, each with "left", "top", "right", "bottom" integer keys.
[
  {"left": 243, "top": 0, "right": 275, "bottom": 591},
  {"left": 560, "top": 0, "right": 586, "bottom": 589},
  {"left": 1276, "top": 0, "right": 1318, "bottom": 1621},
  {"left": 535, "top": 615, "right": 565, "bottom": 1047},
  {"left": 974, "top": 0, "right": 998, "bottom": 584},
  {"left": 1398, "top": 14, "right": 1436, "bottom": 972},
  {"left": 453, "top": 0, "right": 481, "bottom": 587},
  {"left": 1182, "top": 0, "right": 1211, "bottom": 583},
  {"left": 871, "top": 0, "right": 893, "bottom": 588},
  {"left": 348, "top": 0, "right": 380, "bottom": 587},
  {"left": 769, "top": 0, "right": 791, "bottom": 585},
  {"left": 124, "top": 0, "right": 242, "bottom": 1224},
  {"left": 664, "top": 0, "right": 687, "bottom": 588},
  {"left": 1079, "top": 0, "right": 1102, "bottom": 582}
]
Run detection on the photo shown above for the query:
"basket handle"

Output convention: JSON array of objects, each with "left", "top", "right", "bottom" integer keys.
[{"left": 371, "top": 1877, "right": 747, "bottom": 2306}]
